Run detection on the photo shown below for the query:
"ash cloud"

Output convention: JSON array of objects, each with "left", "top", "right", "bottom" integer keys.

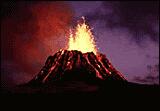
[{"left": 1, "top": 1, "right": 73, "bottom": 87}]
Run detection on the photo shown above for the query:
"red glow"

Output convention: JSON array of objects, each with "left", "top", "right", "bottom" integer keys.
[{"left": 1, "top": 2, "right": 73, "bottom": 75}]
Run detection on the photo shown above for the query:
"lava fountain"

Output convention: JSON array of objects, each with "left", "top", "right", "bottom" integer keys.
[{"left": 67, "top": 16, "right": 97, "bottom": 54}]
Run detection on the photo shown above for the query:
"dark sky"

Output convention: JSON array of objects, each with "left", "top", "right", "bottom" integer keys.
[{"left": 1, "top": 1, "right": 159, "bottom": 88}]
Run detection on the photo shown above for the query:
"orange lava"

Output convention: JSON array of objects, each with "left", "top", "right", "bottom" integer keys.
[{"left": 68, "top": 16, "right": 97, "bottom": 54}]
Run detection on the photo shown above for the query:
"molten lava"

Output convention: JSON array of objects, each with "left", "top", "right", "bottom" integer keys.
[{"left": 68, "top": 16, "right": 97, "bottom": 54}]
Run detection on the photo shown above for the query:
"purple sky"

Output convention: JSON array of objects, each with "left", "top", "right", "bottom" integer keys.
[{"left": 1, "top": 1, "right": 159, "bottom": 88}]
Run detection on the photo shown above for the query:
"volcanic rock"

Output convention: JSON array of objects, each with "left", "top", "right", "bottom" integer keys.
[{"left": 28, "top": 49, "right": 127, "bottom": 86}]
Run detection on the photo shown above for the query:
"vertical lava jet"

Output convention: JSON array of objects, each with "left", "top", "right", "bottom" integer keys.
[
  {"left": 68, "top": 16, "right": 97, "bottom": 54},
  {"left": 28, "top": 17, "right": 126, "bottom": 85}
]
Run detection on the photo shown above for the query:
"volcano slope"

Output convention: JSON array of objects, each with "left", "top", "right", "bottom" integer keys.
[
  {"left": 28, "top": 49, "right": 126, "bottom": 84},
  {"left": 2, "top": 50, "right": 159, "bottom": 95}
]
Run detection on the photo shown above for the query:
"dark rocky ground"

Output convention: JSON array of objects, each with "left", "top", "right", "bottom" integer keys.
[{"left": 1, "top": 80, "right": 159, "bottom": 97}]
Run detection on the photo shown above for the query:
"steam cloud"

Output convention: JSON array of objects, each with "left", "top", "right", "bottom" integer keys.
[{"left": 1, "top": 1, "right": 73, "bottom": 87}]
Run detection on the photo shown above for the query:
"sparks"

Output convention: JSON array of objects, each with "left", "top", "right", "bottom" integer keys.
[{"left": 68, "top": 16, "right": 97, "bottom": 54}]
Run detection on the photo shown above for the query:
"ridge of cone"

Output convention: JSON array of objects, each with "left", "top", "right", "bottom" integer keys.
[{"left": 29, "top": 49, "right": 127, "bottom": 85}]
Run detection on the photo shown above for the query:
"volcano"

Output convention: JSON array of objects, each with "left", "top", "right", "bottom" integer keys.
[
  {"left": 23, "top": 49, "right": 158, "bottom": 95},
  {"left": 22, "top": 17, "right": 128, "bottom": 93},
  {"left": 21, "top": 49, "right": 128, "bottom": 94},
  {"left": 28, "top": 49, "right": 126, "bottom": 86},
  {"left": 27, "top": 17, "right": 126, "bottom": 87},
  {"left": 2, "top": 17, "right": 159, "bottom": 95}
]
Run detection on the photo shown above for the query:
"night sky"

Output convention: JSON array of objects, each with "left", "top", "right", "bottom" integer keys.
[{"left": 1, "top": 1, "right": 159, "bottom": 88}]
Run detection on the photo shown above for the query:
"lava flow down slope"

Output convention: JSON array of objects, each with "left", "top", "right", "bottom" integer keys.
[
  {"left": 21, "top": 17, "right": 129, "bottom": 93},
  {"left": 29, "top": 49, "right": 126, "bottom": 85}
]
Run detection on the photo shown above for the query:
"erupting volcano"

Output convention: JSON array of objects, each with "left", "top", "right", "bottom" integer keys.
[
  {"left": 28, "top": 16, "right": 126, "bottom": 87},
  {"left": 11, "top": 17, "right": 158, "bottom": 95}
]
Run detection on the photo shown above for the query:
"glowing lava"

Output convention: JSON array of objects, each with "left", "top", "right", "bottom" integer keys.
[{"left": 68, "top": 16, "right": 97, "bottom": 54}]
